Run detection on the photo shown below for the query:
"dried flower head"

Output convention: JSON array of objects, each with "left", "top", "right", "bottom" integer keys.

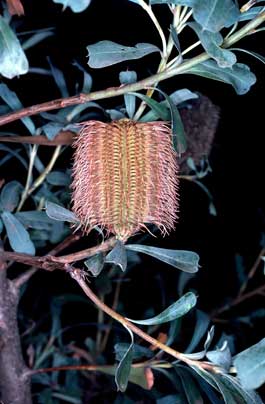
[
  {"left": 71, "top": 119, "right": 179, "bottom": 240},
  {"left": 179, "top": 94, "right": 220, "bottom": 173}
]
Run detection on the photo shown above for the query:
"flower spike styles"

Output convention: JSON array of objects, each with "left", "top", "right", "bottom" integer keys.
[{"left": 71, "top": 119, "right": 179, "bottom": 241}]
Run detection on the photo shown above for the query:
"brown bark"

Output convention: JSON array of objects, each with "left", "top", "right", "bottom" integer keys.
[{"left": 0, "top": 242, "right": 32, "bottom": 404}]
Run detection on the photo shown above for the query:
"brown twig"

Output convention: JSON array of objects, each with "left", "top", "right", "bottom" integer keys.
[
  {"left": 49, "top": 237, "right": 116, "bottom": 263},
  {"left": 212, "top": 283, "right": 265, "bottom": 319},
  {"left": 28, "top": 361, "right": 151, "bottom": 376},
  {"left": 0, "top": 237, "right": 116, "bottom": 272},
  {"left": 99, "top": 274, "right": 124, "bottom": 353},
  {"left": 0, "top": 131, "right": 74, "bottom": 146},
  {"left": 0, "top": 12, "right": 264, "bottom": 127},
  {"left": 13, "top": 233, "right": 81, "bottom": 288},
  {"left": 211, "top": 244, "right": 265, "bottom": 318},
  {"left": 238, "top": 245, "right": 265, "bottom": 297},
  {"left": 70, "top": 268, "right": 220, "bottom": 373}
]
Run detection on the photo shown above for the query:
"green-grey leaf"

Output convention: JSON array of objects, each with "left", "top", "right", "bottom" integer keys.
[
  {"left": 96, "top": 365, "right": 152, "bottom": 390},
  {"left": 239, "top": 6, "right": 264, "bottom": 21},
  {"left": 119, "top": 71, "right": 137, "bottom": 118},
  {"left": 170, "top": 25, "right": 181, "bottom": 55},
  {"left": 0, "top": 84, "right": 35, "bottom": 134},
  {"left": 188, "top": 22, "right": 236, "bottom": 68},
  {"left": 230, "top": 48, "right": 265, "bottom": 65},
  {"left": 115, "top": 325, "right": 134, "bottom": 392},
  {"left": 212, "top": 374, "right": 258, "bottom": 404},
  {"left": 45, "top": 201, "right": 79, "bottom": 223},
  {"left": 105, "top": 240, "right": 127, "bottom": 272},
  {"left": 140, "top": 89, "right": 198, "bottom": 122},
  {"left": 186, "top": 61, "right": 256, "bottom": 95},
  {"left": 169, "top": 89, "right": 198, "bottom": 105},
  {"left": 0, "top": 144, "right": 28, "bottom": 169},
  {"left": 41, "top": 122, "right": 65, "bottom": 140},
  {"left": 185, "top": 310, "right": 210, "bottom": 354},
  {"left": 129, "top": 92, "right": 169, "bottom": 120},
  {"left": 1, "top": 211, "right": 35, "bottom": 255},
  {"left": 174, "top": 367, "right": 204, "bottom": 404},
  {"left": 87, "top": 40, "right": 160, "bottom": 68},
  {"left": 127, "top": 292, "right": 197, "bottom": 325},
  {"left": 15, "top": 211, "right": 54, "bottom": 230},
  {"left": 46, "top": 171, "right": 71, "bottom": 187},
  {"left": 155, "top": 88, "right": 187, "bottom": 154},
  {"left": 0, "top": 16, "right": 29, "bottom": 79},
  {"left": 182, "top": 325, "right": 215, "bottom": 360},
  {"left": 0, "top": 181, "right": 23, "bottom": 212},
  {"left": 52, "top": 0, "right": 91, "bottom": 13},
  {"left": 114, "top": 343, "right": 153, "bottom": 361},
  {"left": 106, "top": 109, "right": 126, "bottom": 120},
  {"left": 150, "top": 0, "right": 194, "bottom": 5},
  {"left": 234, "top": 338, "right": 265, "bottom": 390},
  {"left": 84, "top": 253, "right": 105, "bottom": 276},
  {"left": 206, "top": 341, "right": 232, "bottom": 371},
  {"left": 156, "top": 395, "right": 185, "bottom": 404},
  {"left": 48, "top": 59, "right": 69, "bottom": 98},
  {"left": 126, "top": 244, "right": 200, "bottom": 273},
  {"left": 192, "top": 0, "right": 240, "bottom": 32},
  {"left": 0, "top": 218, "right": 3, "bottom": 234},
  {"left": 22, "top": 31, "right": 54, "bottom": 51},
  {"left": 152, "top": 0, "right": 240, "bottom": 31}
]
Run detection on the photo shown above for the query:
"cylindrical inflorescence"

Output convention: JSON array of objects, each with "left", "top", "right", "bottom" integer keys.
[{"left": 71, "top": 119, "right": 179, "bottom": 240}]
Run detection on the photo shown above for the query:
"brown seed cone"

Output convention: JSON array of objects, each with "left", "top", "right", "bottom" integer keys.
[
  {"left": 71, "top": 119, "right": 179, "bottom": 240},
  {"left": 179, "top": 94, "right": 220, "bottom": 173}
]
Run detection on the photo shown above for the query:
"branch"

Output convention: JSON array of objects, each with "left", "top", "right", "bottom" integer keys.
[
  {"left": 238, "top": 245, "right": 265, "bottom": 296},
  {"left": 211, "top": 283, "right": 265, "bottom": 318},
  {"left": 0, "top": 12, "right": 264, "bottom": 127},
  {"left": 70, "top": 268, "right": 220, "bottom": 373},
  {"left": 0, "top": 237, "right": 116, "bottom": 271},
  {"left": 28, "top": 361, "right": 148, "bottom": 376},
  {"left": 0, "top": 131, "right": 74, "bottom": 146},
  {"left": 13, "top": 233, "right": 81, "bottom": 288},
  {"left": 211, "top": 243, "right": 265, "bottom": 318}
]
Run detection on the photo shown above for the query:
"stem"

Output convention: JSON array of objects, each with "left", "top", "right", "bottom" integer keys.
[
  {"left": 17, "top": 144, "right": 38, "bottom": 212},
  {"left": 96, "top": 293, "right": 104, "bottom": 352},
  {"left": 49, "top": 236, "right": 116, "bottom": 263},
  {"left": 0, "top": 12, "right": 263, "bottom": 127},
  {"left": 100, "top": 274, "right": 124, "bottom": 352},
  {"left": 1, "top": 237, "right": 116, "bottom": 271},
  {"left": 211, "top": 244, "right": 265, "bottom": 318},
  {"left": 167, "top": 40, "right": 201, "bottom": 68},
  {"left": 70, "top": 269, "right": 220, "bottom": 373},
  {"left": 238, "top": 245, "right": 265, "bottom": 297},
  {"left": 0, "top": 131, "right": 74, "bottom": 146},
  {"left": 13, "top": 233, "right": 81, "bottom": 288},
  {"left": 138, "top": 0, "right": 167, "bottom": 58},
  {"left": 28, "top": 361, "right": 150, "bottom": 376},
  {"left": 27, "top": 145, "right": 61, "bottom": 194},
  {"left": 212, "top": 284, "right": 265, "bottom": 318}
]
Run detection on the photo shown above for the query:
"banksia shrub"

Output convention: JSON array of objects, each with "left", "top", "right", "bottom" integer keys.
[{"left": 71, "top": 119, "right": 179, "bottom": 240}]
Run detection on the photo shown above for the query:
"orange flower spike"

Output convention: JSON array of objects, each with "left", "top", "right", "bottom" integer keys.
[{"left": 71, "top": 119, "right": 179, "bottom": 241}]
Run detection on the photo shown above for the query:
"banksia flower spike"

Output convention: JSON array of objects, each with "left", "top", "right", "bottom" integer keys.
[{"left": 71, "top": 119, "right": 179, "bottom": 241}]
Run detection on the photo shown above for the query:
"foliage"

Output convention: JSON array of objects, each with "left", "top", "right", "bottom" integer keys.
[{"left": 0, "top": 0, "right": 265, "bottom": 403}]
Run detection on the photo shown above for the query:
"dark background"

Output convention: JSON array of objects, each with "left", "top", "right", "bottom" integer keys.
[{"left": 1, "top": 0, "right": 264, "bottom": 401}]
